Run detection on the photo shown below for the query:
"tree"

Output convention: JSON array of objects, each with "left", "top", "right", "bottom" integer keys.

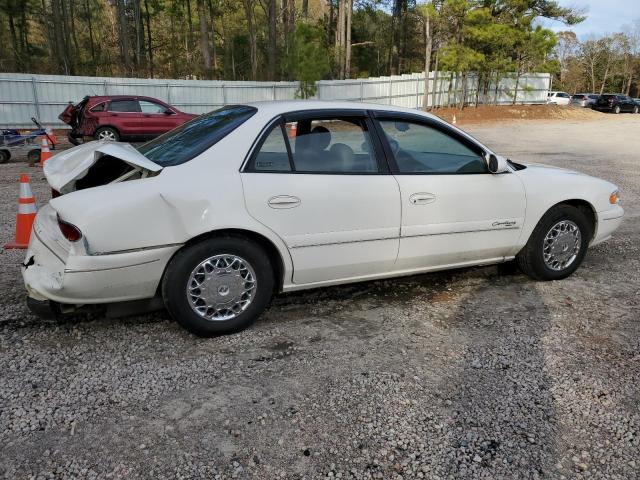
[
  {"left": 284, "top": 23, "right": 329, "bottom": 97},
  {"left": 554, "top": 31, "right": 578, "bottom": 86}
]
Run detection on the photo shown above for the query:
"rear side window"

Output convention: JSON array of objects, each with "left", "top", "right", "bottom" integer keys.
[
  {"left": 247, "top": 116, "right": 379, "bottom": 174},
  {"left": 253, "top": 124, "right": 291, "bottom": 172},
  {"left": 109, "top": 99, "right": 140, "bottom": 112},
  {"left": 90, "top": 102, "right": 106, "bottom": 112},
  {"left": 138, "top": 105, "right": 257, "bottom": 167}
]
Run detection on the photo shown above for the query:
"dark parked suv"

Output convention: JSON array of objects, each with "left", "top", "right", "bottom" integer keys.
[
  {"left": 59, "top": 95, "right": 197, "bottom": 144},
  {"left": 592, "top": 94, "right": 640, "bottom": 114}
]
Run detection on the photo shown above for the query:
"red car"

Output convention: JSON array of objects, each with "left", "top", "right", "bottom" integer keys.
[{"left": 59, "top": 95, "right": 197, "bottom": 144}]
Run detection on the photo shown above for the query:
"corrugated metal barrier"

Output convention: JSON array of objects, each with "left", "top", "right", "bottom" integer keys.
[{"left": 0, "top": 72, "right": 551, "bottom": 128}]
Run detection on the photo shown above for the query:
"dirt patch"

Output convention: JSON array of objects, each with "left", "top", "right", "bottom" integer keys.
[{"left": 431, "top": 104, "right": 606, "bottom": 124}]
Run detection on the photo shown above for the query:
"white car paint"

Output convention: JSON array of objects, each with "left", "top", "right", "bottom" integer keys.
[
  {"left": 23, "top": 100, "right": 624, "bottom": 309},
  {"left": 547, "top": 91, "right": 571, "bottom": 105}
]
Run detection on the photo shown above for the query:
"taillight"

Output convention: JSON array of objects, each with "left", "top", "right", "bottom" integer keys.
[
  {"left": 57, "top": 215, "right": 82, "bottom": 242},
  {"left": 51, "top": 189, "right": 60, "bottom": 198}
]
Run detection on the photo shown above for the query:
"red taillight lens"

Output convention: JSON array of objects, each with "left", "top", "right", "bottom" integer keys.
[
  {"left": 51, "top": 188, "right": 60, "bottom": 198},
  {"left": 57, "top": 215, "right": 82, "bottom": 242}
]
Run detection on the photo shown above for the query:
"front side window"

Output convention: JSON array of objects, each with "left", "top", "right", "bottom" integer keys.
[
  {"left": 138, "top": 105, "right": 256, "bottom": 167},
  {"left": 108, "top": 99, "right": 140, "bottom": 112},
  {"left": 378, "top": 119, "right": 486, "bottom": 174},
  {"left": 140, "top": 100, "right": 168, "bottom": 114}
]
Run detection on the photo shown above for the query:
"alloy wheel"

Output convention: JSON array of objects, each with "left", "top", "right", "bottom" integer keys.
[{"left": 98, "top": 130, "right": 117, "bottom": 141}]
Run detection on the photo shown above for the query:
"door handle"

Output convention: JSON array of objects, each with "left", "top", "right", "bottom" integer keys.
[
  {"left": 268, "top": 195, "right": 301, "bottom": 209},
  {"left": 409, "top": 193, "right": 436, "bottom": 205}
]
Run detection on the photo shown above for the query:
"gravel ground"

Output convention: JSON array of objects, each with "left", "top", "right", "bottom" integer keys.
[{"left": 1, "top": 116, "right": 639, "bottom": 479}]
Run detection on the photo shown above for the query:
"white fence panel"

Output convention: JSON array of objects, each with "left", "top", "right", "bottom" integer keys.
[
  {"left": 0, "top": 71, "right": 551, "bottom": 128},
  {"left": 317, "top": 72, "right": 551, "bottom": 108},
  {"left": 0, "top": 73, "right": 301, "bottom": 127}
]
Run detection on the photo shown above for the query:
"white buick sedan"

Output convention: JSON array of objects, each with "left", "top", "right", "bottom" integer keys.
[{"left": 23, "top": 101, "right": 624, "bottom": 336}]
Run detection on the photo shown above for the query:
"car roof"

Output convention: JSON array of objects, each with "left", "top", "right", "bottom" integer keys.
[
  {"left": 245, "top": 100, "right": 441, "bottom": 119},
  {"left": 87, "top": 95, "right": 165, "bottom": 101}
]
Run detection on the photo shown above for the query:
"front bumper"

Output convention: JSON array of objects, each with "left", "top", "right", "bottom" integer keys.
[
  {"left": 592, "top": 205, "right": 624, "bottom": 246},
  {"left": 23, "top": 226, "right": 181, "bottom": 306}
]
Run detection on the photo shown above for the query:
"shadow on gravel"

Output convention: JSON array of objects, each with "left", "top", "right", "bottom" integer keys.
[{"left": 434, "top": 273, "right": 558, "bottom": 478}]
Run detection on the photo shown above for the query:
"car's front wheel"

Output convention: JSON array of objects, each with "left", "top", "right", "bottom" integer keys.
[
  {"left": 162, "top": 236, "right": 275, "bottom": 337},
  {"left": 634, "top": 106, "right": 639, "bottom": 114},
  {"left": 516, "top": 204, "right": 591, "bottom": 281},
  {"left": 614, "top": 105, "right": 621, "bottom": 114},
  {"left": 94, "top": 126, "right": 119, "bottom": 142}
]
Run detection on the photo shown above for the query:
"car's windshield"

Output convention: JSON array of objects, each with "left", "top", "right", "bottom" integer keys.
[{"left": 137, "top": 105, "right": 257, "bottom": 167}]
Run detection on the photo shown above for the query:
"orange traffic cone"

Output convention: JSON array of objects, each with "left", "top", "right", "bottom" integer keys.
[
  {"left": 5, "top": 174, "right": 37, "bottom": 249},
  {"left": 39, "top": 137, "right": 52, "bottom": 167},
  {"left": 45, "top": 128, "right": 57, "bottom": 149},
  {"left": 288, "top": 122, "right": 297, "bottom": 139},
  {"left": 452, "top": 114, "right": 457, "bottom": 125}
]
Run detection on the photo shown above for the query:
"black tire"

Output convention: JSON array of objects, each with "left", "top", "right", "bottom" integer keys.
[
  {"left": 68, "top": 132, "right": 81, "bottom": 145},
  {"left": 162, "top": 236, "right": 275, "bottom": 337},
  {"left": 27, "top": 149, "right": 40, "bottom": 166},
  {"left": 94, "top": 126, "right": 119, "bottom": 142},
  {"left": 516, "top": 204, "right": 591, "bottom": 281},
  {"left": 0, "top": 150, "right": 9, "bottom": 164}
]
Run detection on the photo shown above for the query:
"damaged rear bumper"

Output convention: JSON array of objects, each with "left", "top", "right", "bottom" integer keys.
[{"left": 22, "top": 226, "right": 181, "bottom": 309}]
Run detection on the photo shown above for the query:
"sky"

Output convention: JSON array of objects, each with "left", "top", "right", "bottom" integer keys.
[{"left": 542, "top": 0, "right": 639, "bottom": 39}]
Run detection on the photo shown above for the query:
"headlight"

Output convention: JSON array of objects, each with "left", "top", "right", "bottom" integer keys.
[{"left": 609, "top": 190, "right": 622, "bottom": 205}]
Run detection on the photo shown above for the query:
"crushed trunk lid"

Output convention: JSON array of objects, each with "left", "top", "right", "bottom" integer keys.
[
  {"left": 43, "top": 141, "right": 162, "bottom": 193},
  {"left": 58, "top": 96, "right": 88, "bottom": 127}
]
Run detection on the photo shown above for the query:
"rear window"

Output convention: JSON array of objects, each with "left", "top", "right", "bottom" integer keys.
[{"left": 137, "top": 105, "right": 257, "bottom": 167}]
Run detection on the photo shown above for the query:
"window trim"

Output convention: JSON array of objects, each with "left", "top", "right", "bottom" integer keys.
[
  {"left": 242, "top": 109, "right": 389, "bottom": 175},
  {"left": 370, "top": 111, "right": 490, "bottom": 176}
]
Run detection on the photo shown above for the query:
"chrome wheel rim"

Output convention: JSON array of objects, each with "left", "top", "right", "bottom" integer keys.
[
  {"left": 543, "top": 220, "right": 581, "bottom": 271},
  {"left": 98, "top": 130, "right": 116, "bottom": 141},
  {"left": 186, "top": 254, "right": 257, "bottom": 321}
]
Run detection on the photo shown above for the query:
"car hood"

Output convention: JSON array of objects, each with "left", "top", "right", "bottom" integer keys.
[
  {"left": 44, "top": 141, "right": 162, "bottom": 193},
  {"left": 520, "top": 162, "right": 585, "bottom": 176}
]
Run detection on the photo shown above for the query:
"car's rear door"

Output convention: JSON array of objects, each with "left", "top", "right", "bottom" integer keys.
[
  {"left": 371, "top": 112, "right": 526, "bottom": 269},
  {"left": 241, "top": 110, "right": 401, "bottom": 285},
  {"left": 106, "top": 99, "right": 142, "bottom": 136}
]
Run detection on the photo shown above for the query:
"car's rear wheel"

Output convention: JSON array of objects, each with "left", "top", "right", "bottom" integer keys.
[
  {"left": 634, "top": 106, "right": 639, "bottom": 114},
  {"left": 516, "top": 204, "right": 591, "bottom": 281},
  {"left": 94, "top": 126, "right": 119, "bottom": 142},
  {"left": 0, "top": 150, "right": 9, "bottom": 164},
  {"left": 162, "top": 236, "right": 275, "bottom": 337},
  {"left": 614, "top": 105, "right": 621, "bottom": 114}
]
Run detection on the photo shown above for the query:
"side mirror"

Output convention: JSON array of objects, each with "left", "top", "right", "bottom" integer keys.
[{"left": 487, "top": 153, "right": 509, "bottom": 174}]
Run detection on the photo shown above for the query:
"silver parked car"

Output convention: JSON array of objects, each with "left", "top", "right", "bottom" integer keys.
[{"left": 570, "top": 94, "right": 599, "bottom": 108}]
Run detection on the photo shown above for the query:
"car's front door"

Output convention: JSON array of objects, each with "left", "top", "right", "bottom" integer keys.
[
  {"left": 139, "top": 100, "right": 177, "bottom": 136},
  {"left": 372, "top": 113, "right": 526, "bottom": 270},
  {"left": 241, "top": 111, "right": 401, "bottom": 285}
]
